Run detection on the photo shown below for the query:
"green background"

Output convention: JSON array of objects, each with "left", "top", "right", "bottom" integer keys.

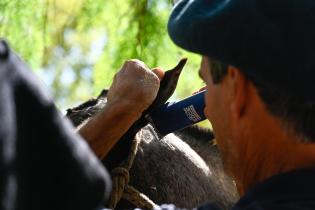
[{"left": 1, "top": 0, "right": 210, "bottom": 128}]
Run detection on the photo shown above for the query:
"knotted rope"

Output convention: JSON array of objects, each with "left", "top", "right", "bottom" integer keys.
[{"left": 109, "top": 131, "right": 158, "bottom": 209}]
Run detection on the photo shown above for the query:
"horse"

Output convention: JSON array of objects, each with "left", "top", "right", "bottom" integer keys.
[{"left": 66, "top": 59, "right": 239, "bottom": 209}]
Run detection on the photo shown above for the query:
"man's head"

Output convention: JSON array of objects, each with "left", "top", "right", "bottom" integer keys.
[
  {"left": 202, "top": 56, "right": 315, "bottom": 142},
  {"left": 198, "top": 56, "right": 266, "bottom": 193},
  {"left": 198, "top": 55, "right": 315, "bottom": 195},
  {"left": 168, "top": 0, "right": 315, "bottom": 193}
]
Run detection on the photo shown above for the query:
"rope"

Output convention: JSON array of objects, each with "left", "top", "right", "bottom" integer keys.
[
  {"left": 109, "top": 130, "right": 158, "bottom": 209},
  {"left": 123, "top": 185, "right": 158, "bottom": 209},
  {"left": 109, "top": 167, "right": 129, "bottom": 208}
]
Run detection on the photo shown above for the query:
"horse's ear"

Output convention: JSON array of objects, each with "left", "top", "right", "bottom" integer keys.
[
  {"left": 147, "top": 58, "right": 187, "bottom": 112},
  {"left": 97, "top": 89, "right": 109, "bottom": 99}
]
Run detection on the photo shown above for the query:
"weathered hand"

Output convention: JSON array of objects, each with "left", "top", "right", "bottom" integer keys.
[
  {"left": 107, "top": 59, "right": 164, "bottom": 114},
  {"left": 80, "top": 60, "right": 163, "bottom": 159}
]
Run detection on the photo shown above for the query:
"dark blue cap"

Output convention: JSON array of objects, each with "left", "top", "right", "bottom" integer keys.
[{"left": 168, "top": 0, "right": 315, "bottom": 100}]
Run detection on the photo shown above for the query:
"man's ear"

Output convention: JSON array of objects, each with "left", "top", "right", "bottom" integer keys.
[{"left": 225, "top": 66, "right": 248, "bottom": 119}]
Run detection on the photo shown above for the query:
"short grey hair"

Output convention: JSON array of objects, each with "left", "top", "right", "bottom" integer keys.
[{"left": 207, "top": 56, "right": 315, "bottom": 142}]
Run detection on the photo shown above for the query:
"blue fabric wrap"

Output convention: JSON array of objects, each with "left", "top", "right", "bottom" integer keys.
[
  {"left": 148, "top": 91, "right": 206, "bottom": 136},
  {"left": 168, "top": 0, "right": 315, "bottom": 101}
]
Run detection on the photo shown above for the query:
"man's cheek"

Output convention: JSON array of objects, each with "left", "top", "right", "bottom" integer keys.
[
  {"left": 203, "top": 104, "right": 214, "bottom": 124},
  {"left": 204, "top": 91, "right": 213, "bottom": 117}
]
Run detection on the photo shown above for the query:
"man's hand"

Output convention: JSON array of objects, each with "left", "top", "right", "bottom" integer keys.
[
  {"left": 79, "top": 59, "right": 164, "bottom": 159},
  {"left": 107, "top": 59, "right": 164, "bottom": 114}
]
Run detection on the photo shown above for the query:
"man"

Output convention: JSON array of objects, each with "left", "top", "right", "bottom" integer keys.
[
  {"left": 0, "top": 32, "right": 169, "bottom": 210},
  {"left": 0, "top": 39, "right": 117, "bottom": 210},
  {"left": 165, "top": 0, "right": 315, "bottom": 209},
  {"left": 96, "top": 0, "right": 315, "bottom": 209},
  {"left": 0, "top": 41, "right": 161, "bottom": 210}
]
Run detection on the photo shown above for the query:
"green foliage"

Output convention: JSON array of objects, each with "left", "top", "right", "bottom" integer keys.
[
  {"left": 0, "top": 0, "right": 204, "bottom": 110},
  {"left": 0, "top": 0, "right": 46, "bottom": 68},
  {"left": 93, "top": 0, "right": 204, "bottom": 100}
]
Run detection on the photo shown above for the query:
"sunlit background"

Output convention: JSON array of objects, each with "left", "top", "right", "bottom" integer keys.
[{"left": 1, "top": 0, "right": 209, "bottom": 127}]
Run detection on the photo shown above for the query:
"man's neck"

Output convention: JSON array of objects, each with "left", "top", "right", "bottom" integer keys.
[{"left": 233, "top": 116, "right": 315, "bottom": 196}]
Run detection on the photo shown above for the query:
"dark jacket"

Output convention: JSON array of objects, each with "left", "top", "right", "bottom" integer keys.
[
  {"left": 157, "top": 167, "right": 315, "bottom": 210},
  {"left": 0, "top": 40, "right": 111, "bottom": 210}
]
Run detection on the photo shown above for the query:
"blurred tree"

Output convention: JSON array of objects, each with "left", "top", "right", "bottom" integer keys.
[{"left": 0, "top": 0, "right": 204, "bottom": 111}]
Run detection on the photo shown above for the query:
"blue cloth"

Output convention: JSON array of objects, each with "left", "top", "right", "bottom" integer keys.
[{"left": 168, "top": 0, "right": 315, "bottom": 101}]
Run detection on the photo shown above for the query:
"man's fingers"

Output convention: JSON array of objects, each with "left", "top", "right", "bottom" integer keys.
[
  {"left": 152, "top": 67, "right": 165, "bottom": 81},
  {"left": 192, "top": 86, "right": 206, "bottom": 95}
]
